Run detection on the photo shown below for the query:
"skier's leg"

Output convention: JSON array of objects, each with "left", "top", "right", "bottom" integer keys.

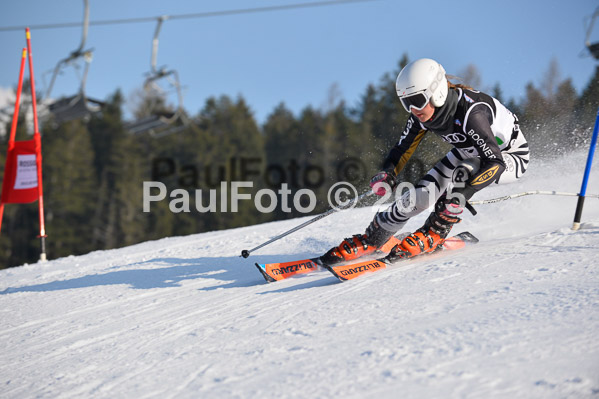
[
  {"left": 394, "top": 129, "right": 528, "bottom": 260},
  {"left": 321, "top": 150, "right": 466, "bottom": 265},
  {"left": 376, "top": 148, "right": 471, "bottom": 231},
  {"left": 392, "top": 152, "right": 480, "bottom": 259}
]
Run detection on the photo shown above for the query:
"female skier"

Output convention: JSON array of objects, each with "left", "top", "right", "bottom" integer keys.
[{"left": 322, "top": 58, "right": 530, "bottom": 264}]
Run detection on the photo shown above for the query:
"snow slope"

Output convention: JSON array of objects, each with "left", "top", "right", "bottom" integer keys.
[{"left": 1, "top": 151, "right": 599, "bottom": 398}]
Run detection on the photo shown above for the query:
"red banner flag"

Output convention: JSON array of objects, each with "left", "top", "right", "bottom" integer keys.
[{"left": 1, "top": 135, "right": 42, "bottom": 204}]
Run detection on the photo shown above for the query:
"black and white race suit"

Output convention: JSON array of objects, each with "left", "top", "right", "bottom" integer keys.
[{"left": 377, "top": 88, "right": 529, "bottom": 232}]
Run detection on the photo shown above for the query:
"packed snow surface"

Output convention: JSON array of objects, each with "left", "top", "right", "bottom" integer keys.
[{"left": 1, "top": 152, "right": 599, "bottom": 398}]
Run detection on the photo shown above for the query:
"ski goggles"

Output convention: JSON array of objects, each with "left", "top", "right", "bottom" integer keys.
[{"left": 399, "top": 91, "right": 430, "bottom": 113}]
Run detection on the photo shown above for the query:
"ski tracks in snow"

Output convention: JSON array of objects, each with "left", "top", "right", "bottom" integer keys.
[{"left": 1, "top": 211, "right": 598, "bottom": 397}]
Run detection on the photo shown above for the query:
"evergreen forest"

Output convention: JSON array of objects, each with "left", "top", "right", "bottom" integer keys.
[{"left": 1, "top": 56, "right": 598, "bottom": 268}]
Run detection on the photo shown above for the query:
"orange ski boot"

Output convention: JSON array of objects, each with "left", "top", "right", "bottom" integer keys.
[
  {"left": 390, "top": 195, "right": 465, "bottom": 260},
  {"left": 320, "top": 219, "right": 394, "bottom": 265},
  {"left": 397, "top": 228, "right": 446, "bottom": 258}
]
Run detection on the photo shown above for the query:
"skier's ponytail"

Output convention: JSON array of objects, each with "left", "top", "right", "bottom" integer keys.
[{"left": 446, "top": 75, "right": 474, "bottom": 91}]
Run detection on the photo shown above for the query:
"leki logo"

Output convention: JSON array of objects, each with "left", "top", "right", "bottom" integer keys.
[
  {"left": 471, "top": 165, "right": 500, "bottom": 185},
  {"left": 442, "top": 133, "right": 467, "bottom": 144}
]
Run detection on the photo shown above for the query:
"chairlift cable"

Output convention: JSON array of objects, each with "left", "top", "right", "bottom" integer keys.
[{"left": 0, "top": 0, "right": 379, "bottom": 32}]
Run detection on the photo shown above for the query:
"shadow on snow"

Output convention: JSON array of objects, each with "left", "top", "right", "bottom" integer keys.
[{"left": 0, "top": 253, "right": 325, "bottom": 294}]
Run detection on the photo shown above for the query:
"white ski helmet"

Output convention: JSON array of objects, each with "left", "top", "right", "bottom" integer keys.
[{"left": 395, "top": 58, "right": 448, "bottom": 112}]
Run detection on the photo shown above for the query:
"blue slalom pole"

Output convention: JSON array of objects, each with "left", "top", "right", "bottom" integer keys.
[{"left": 572, "top": 107, "right": 599, "bottom": 230}]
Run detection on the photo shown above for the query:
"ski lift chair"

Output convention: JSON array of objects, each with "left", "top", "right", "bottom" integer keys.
[
  {"left": 587, "top": 42, "right": 599, "bottom": 61},
  {"left": 584, "top": 7, "right": 599, "bottom": 60},
  {"left": 125, "top": 16, "right": 189, "bottom": 137},
  {"left": 125, "top": 111, "right": 188, "bottom": 137},
  {"left": 125, "top": 68, "right": 188, "bottom": 137},
  {"left": 47, "top": 92, "right": 104, "bottom": 125},
  {"left": 42, "top": 0, "right": 104, "bottom": 125}
]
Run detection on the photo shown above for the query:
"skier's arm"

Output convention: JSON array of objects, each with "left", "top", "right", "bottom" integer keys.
[
  {"left": 454, "top": 107, "right": 506, "bottom": 200},
  {"left": 381, "top": 115, "right": 427, "bottom": 175}
]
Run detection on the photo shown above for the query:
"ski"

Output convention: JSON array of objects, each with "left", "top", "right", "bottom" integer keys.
[
  {"left": 255, "top": 232, "right": 478, "bottom": 283},
  {"left": 255, "top": 258, "right": 321, "bottom": 283},
  {"left": 255, "top": 235, "right": 403, "bottom": 282},
  {"left": 323, "top": 231, "right": 479, "bottom": 281}
]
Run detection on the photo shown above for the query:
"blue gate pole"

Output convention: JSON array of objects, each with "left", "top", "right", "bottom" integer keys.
[{"left": 572, "top": 107, "right": 599, "bottom": 230}]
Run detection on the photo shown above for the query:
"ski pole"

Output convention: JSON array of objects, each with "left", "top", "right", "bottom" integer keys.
[
  {"left": 240, "top": 190, "right": 374, "bottom": 258},
  {"left": 469, "top": 190, "right": 599, "bottom": 205}
]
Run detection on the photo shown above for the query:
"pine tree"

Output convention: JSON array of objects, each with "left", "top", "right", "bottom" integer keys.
[
  {"left": 263, "top": 103, "right": 299, "bottom": 169},
  {"left": 357, "top": 55, "right": 411, "bottom": 172},
  {"left": 553, "top": 79, "right": 579, "bottom": 149},
  {"left": 573, "top": 65, "right": 599, "bottom": 147},
  {"left": 323, "top": 101, "right": 363, "bottom": 186},
  {"left": 458, "top": 64, "right": 483, "bottom": 89},
  {"left": 519, "top": 59, "right": 577, "bottom": 157},
  {"left": 88, "top": 90, "right": 153, "bottom": 248},
  {"left": 196, "top": 95, "right": 265, "bottom": 229},
  {"left": 263, "top": 103, "right": 300, "bottom": 209},
  {"left": 492, "top": 83, "right": 505, "bottom": 104},
  {"left": 41, "top": 118, "right": 98, "bottom": 258}
]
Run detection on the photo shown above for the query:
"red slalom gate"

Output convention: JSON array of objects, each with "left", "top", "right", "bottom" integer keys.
[{"left": 0, "top": 28, "right": 47, "bottom": 261}]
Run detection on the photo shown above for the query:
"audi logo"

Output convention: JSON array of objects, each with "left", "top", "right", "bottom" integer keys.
[{"left": 442, "top": 133, "right": 467, "bottom": 144}]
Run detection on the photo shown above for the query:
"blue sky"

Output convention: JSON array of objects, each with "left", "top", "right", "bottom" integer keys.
[{"left": 0, "top": 0, "right": 597, "bottom": 125}]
